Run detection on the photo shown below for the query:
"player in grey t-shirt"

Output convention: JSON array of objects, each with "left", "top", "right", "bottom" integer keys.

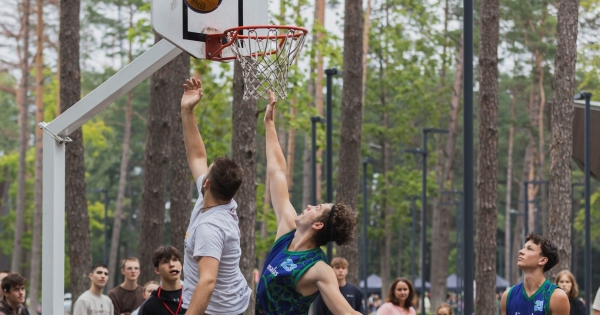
[{"left": 180, "top": 77, "right": 251, "bottom": 314}]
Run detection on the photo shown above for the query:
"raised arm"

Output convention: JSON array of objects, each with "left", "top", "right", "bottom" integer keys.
[
  {"left": 181, "top": 77, "right": 208, "bottom": 181},
  {"left": 310, "top": 262, "right": 362, "bottom": 315},
  {"left": 264, "top": 91, "right": 297, "bottom": 239}
]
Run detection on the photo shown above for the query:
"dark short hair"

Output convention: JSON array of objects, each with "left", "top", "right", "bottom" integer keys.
[
  {"left": 525, "top": 233, "right": 559, "bottom": 272},
  {"left": 0, "top": 270, "right": 10, "bottom": 275},
  {"left": 312, "top": 202, "right": 357, "bottom": 247},
  {"left": 90, "top": 264, "right": 109, "bottom": 274},
  {"left": 386, "top": 278, "right": 415, "bottom": 308},
  {"left": 152, "top": 246, "right": 183, "bottom": 268},
  {"left": 1, "top": 273, "right": 26, "bottom": 292},
  {"left": 207, "top": 156, "right": 244, "bottom": 201}
]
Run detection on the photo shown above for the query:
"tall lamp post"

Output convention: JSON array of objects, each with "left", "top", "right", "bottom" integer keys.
[
  {"left": 571, "top": 182, "right": 584, "bottom": 273},
  {"left": 409, "top": 195, "right": 419, "bottom": 282},
  {"left": 311, "top": 116, "right": 325, "bottom": 207},
  {"left": 441, "top": 190, "right": 463, "bottom": 315},
  {"left": 362, "top": 157, "right": 374, "bottom": 315},
  {"left": 404, "top": 127, "right": 448, "bottom": 315},
  {"left": 324, "top": 68, "right": 341, "bottom": 262},
  {"left": 574, "top": 91, "right": 592, "bottom": 313}
]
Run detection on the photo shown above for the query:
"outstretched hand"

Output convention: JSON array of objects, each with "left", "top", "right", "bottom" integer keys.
[
  {"left": 181, "top": 77, "right": 203, "bottom": 110},
  {"left": 263, "top": 91, "right": 277, "bottom": 124}
]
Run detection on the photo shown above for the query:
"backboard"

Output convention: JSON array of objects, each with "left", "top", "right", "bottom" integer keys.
[{"left": 151, "top": 0, "right": 269, "bottom": 60}]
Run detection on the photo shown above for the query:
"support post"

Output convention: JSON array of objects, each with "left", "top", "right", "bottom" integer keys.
[
  {"left": 324, "top": 68, "right": 339, "bottom": 262},
  {"left": 583, "top": 92, "right": 592, "bottom": 313},
  {"left": 41, "top": 134, "right": 66, "bottom": 315}
]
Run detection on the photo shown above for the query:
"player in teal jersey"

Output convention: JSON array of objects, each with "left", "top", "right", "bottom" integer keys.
[
  {"left": 256, "top": 92, "right": 362, "bottom": 315},
  {"left": 501, "top": 233, "right": 569, "bottom": 315}
]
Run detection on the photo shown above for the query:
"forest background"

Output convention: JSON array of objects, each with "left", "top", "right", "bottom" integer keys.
[{"left": 1, "top": 0, "right": 600, "bottom": 314}]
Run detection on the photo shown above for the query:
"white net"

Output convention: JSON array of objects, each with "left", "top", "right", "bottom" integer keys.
[{"left": 226, "top": 27, "right": 308, "bottom": 100}]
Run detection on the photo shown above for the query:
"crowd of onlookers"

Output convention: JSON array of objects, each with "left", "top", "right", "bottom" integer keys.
[{"left": 1, "top": 252, "right": 600, "bottom": 315}]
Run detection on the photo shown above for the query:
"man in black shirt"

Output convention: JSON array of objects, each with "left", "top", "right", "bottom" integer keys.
[
  {"left": 138, "top": 246, "right": 185, "bottom": 315},
  {"left": 313, "top": 257, "right": 364, "bottom": 315}
]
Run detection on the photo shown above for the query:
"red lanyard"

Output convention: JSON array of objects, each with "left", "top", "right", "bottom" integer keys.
[{"left": 157, "top": 286, "right": 183, "bottom": 315}]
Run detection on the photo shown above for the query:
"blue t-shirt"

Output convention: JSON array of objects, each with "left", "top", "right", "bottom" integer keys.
[
  {"left": 506, "top": 279, "right": 558, "bottom": 315},
  {"left": 256, "top": 230, "right": 327, "bottom": 315}
]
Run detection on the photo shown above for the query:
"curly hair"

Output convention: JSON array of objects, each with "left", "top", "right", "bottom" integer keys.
[
  {"left": 525, "top": 233, "right": 559, "bottom": 272},
  {"left": 312, "top": 202, "right": 357, "bottom": 247}
]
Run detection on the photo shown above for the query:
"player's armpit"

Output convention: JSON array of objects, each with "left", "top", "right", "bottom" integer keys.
[{"left": 549, "top": 288, "right": 570, "bottom": 315}]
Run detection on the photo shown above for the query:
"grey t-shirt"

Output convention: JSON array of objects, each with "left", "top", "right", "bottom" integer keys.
[
  {"left": 182, "top": 175, "right": 251, "bottom": 314},
  {"left": 72, "top": 290, "right": 114, "bottom": 315}
]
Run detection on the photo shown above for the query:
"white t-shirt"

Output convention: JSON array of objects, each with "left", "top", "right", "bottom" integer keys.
[
  {"left": 72, "top": 290, "right": 113, "bottom": 315},
  {"left": 593, "top": 287, "right": 600, "bottom": 311},
  {"left": 182, "top": 175, "right": 251, "bottom": 314}
]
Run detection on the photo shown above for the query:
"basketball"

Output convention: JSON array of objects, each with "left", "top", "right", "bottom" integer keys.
[{"left": 185, "top": 0, "right": 223, "bottom": 13}]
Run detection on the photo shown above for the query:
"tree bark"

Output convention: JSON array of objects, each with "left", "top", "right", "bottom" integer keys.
[
  {"left": 361, "top": 0, "right": 372, "bottom": 102},
  {"left": 138, "top": 35, "right": 184, "bottom": 284},
  {"left": 168, "top": 55, "right": 192, "bottom": 265},
  {"left": 28, "top": 0, "right": 44, "bottom": 311},
  {"left": 504, "top": 90, "right": 516, "bottom": 283},
  {"left": 336, "top": 0, "right": 364, "bottom": 286},
  {"left": 314, "top": 0, "right": 325, "bottom": 203},
  {"left": 60, "top": 0, "right": 92, "bottom": 301},
  {"left": 232, "top": 61, "right": 257, "bottom": 315},
  {"left": 476, "top": 0, "right": 499, "bottom": 312},
  {"left": 430, "top": 36, "right": 463, "bottom": 310},
  {"left": 548, "top": 0, "right": 578, "bottom": 278},
  {"left": 12, "top": 0, "right": 31, "bottom": 274}
]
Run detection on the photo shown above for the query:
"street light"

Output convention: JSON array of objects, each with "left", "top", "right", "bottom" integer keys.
[
  {"left": 409, "top": 195, "right": 419, "bottom": 282},
  {"left": 311, "top": 116, "right": 325, "bottom": 207},
  {"left": 571, "top": 182, "right": 584, "bottom": 273},
  {"left": 362, "top": 157, "right": 374, "bottom": 315},
  {"left": 574, "top": 91, "right": 593, "bottom": 313},
  {"left": 404, "top": 127, "right": 449, "bottom": 315},
  {"left": 325, "top": 68, "right": 341, "bottom": 262}
]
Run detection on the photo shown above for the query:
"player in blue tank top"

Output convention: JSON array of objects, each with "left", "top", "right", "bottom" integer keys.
[
  {"left": 256, "top": 92, "right": 362, "bottom": 315},
  {"left": 501, "top": 233, "right": 570, "bottom": 315}
]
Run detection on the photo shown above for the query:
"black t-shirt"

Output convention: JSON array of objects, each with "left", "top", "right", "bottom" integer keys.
[
  {"left": 570, "top": 298, "right": 586, "bottom": 315},
  {"left": 138, "top": 287, "right": 186, "bottom": 315},
  {"left": 313, "top": 283, "right": 364, "bottom": 315}
]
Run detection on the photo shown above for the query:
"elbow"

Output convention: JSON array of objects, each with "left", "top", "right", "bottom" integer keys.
[{"left": 199, "top": 276, "right": 217, "bottom": 288}]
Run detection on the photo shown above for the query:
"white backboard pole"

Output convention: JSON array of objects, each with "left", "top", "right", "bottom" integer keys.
[{"left": 41, "top": 39, "right": 182, "bottom": 315}]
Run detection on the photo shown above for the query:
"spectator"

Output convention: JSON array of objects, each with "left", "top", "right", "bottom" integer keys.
[
  {"left": 130, "top": 281, "right": 159, "bottom": 315},
  {"left": 435, "top": 303, "right": 453, "bottom": 315},
  {"left": 109, "top": 258, "right": 144, "bottom": 315},
  {"left": 312, "top": 257, "right": 364, "bottom": 314},
  {"left": 554, "top": 270, "right": 585, "bottom": 315},
  {"left": 377, "top": 278, "right": 416, "bottom": 315},
  {"left": 137, "top": 246, "right": 184, "bottom": 315},
  {"left": 0, "top": 273, "right": 28, "bottom": 315},
  {"left": 0, "top": 271, "right": 9, "bottom": 300},
  {"left": 72, "top": 264, "right": 113, "bottom": 315}
]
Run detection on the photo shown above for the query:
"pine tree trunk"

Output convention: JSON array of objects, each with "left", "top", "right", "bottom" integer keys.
[
  {"left": 380, "top": 134, "right": 392, "bottom": 299},
  {"left": 314, "top": 0, "right": 325, "bottom": 203},
  {"left": 12, "top": 0, "right": 31, "bottom": 274},
  {"left": 301, "top": 136, "right": 311, "bottom": 207},
  {"left": 61, "top": 0, "right": 92, "bottom": 300},
  {"left": 548, "top": 0, "right": 578, "bottom": 278},
  {"left": 361, "top": 0, "right": 371, "bottom": 102},
  {"left": 28, "top": 0, "right": 44, "bottom": 310},
  {"left": 504, "top": 90, "right": 516, "bottom": 283},
  {"left": 232, "top": 61, "right": 257, "bottom": 315},
  {"left": 430, "top": 36, "right": 463, "bottom": 310},
  {"left": 108, "top": 28, "right": 139, "bottom": 290},
  {"left": 169, "top": 52, "right": 192, "bottom": 264},
  {"left": 476, "top": 0, "right": 499, "bottom": 312},
  {"left": 138, "top": 35, "right": 184, "bottom": 284},
  {"left": 336, "top": 0, "right": 364, "bottom": 286}
]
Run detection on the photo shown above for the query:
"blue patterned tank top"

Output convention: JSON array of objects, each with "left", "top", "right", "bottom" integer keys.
[
  {"left": 255, "top": 230, "right": 328, "bottom": 315},
  {"left": 506, "top": 279, "right": 558, "bottom": 315}
]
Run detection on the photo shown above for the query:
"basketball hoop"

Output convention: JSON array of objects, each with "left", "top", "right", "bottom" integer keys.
[{"left": 205, "top": 25, "right": 309, "bottom": 100}]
